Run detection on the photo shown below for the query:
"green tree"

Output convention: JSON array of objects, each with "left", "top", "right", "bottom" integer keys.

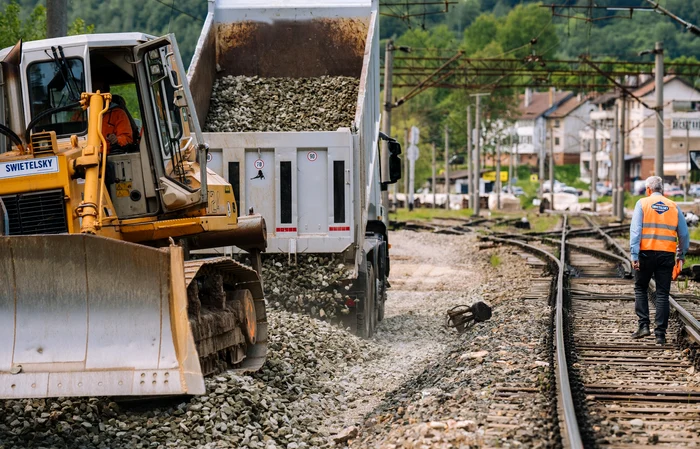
[
  {"left": 497, "top": 3, "right": 558, "bottom": 58},
  {"left": 0, "top": 1, "right": 45, "bottom": 49},
  {"left": 0, "top": 1, "right": 94, "bottom": 49}
]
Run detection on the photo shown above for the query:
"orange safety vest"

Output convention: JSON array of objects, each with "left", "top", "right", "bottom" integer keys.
[{"left": 639, "top": 195, "right": 679, "bottom": 253}]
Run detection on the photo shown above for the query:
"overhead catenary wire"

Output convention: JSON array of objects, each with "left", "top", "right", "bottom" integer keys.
[{"left": 150, "top": 0, "right": 204, "bottom": 22}]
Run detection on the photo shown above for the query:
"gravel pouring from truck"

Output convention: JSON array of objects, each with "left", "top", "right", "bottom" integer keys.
[{"left": 188, "top": 0, "right": 400, "bottom": 337}]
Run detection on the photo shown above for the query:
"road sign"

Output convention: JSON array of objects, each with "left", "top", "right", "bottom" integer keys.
[
  {"left": 530, "top": 174, "right": 539, "bottom": 182},
  {"left": 307, "top": 151, "right": 318, "bottom": 162},
  {"left": 406, "top": 144, "right": 420, "bottom": 162},
  {"left": 691, "top": 151, "right": 700, "bottom": 171},
  {"left": 254, "top": 159, "right": 264, "bottom": 170},
  {"left": 483, "top": 171, "right": 508, "bottom": 182},
  {"left": 410, "top": 126, "right": 420, "bottom": 145}
]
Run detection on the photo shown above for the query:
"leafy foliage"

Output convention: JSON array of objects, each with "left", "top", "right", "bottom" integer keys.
[
  {"left": 0, "top": 0, "right": 206, "bottom": 63},
  {"left": 382, "top": 0, "right": 700, "bottom": 190},
  {"left": 0, "top": 1, "right": 45, "bottom": 49}
]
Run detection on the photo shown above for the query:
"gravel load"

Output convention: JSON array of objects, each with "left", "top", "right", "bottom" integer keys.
[
  {"left": 205, "top": 76, "right": 359, "bottom": 132},
  {"left": 0, "top": 311, "right": 382, "bottom": 449},
  {"left": 261, "top": 255, "right": 353, "bottom": 320}
]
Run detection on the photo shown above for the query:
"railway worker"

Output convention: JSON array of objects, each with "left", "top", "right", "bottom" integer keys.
[{"left": 630, "top": 175, "right": 689, "bottom": 345}]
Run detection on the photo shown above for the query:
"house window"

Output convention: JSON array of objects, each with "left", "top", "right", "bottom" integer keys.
[
  {"left": 555, "top": 137, "right": 560, "bottom": 145},
  {"left": 554, "top": 120, "right": 560, "bottom": 128}
]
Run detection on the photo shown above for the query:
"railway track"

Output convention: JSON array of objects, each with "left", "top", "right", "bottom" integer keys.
[{"left": 482, "top": 215, "right": 700, "bottom": 448}]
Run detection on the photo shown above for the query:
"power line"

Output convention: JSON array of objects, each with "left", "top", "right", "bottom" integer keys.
[{"left": 150, "top": 0, "right": 203, "bottom": 22}]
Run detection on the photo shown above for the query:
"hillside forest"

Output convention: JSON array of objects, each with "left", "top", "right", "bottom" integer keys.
[{"left": 1, "top": 1, "right": 699, "bottom": 189}]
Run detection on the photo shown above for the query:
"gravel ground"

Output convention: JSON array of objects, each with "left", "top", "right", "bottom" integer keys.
[
  {"left": 0, "top": 230, "right": 555, "bottom": 449},
  {"left": 348, "top": 233, "right": 557, "bottom": 448}
]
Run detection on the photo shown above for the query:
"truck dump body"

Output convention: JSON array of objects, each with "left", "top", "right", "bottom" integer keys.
[{"left": 188, "top": 0, "right": 381, "bottom": 260}]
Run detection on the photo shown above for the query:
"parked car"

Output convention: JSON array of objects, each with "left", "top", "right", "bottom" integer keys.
[
  {"left": 596, "top": 182, "right": 612, "bottom": 197},
  {"left": 688, "top": 184, "right": 700, "bottom": 197},
  {"left": 561, "top": 186, "right": 581, "bottom": 196},
  {"left": 503, "top": 185, "right": 525, "bottom": 197},
  {"left": 542, "top": 180, "right": 565, "bottom": 193},
  {"left": 665, "top": 185, "right": 684, "bottom": 198}
]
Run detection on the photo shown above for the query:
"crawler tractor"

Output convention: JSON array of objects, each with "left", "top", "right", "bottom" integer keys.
[{"left": 0, "top": 33, "right": 267, "bottom": 399}]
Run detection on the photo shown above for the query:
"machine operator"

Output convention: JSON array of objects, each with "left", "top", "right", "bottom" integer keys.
[
  {"left": 90, "top": 81, "right": 136, "bottom": 153},
  {"left": 630, "top": 175, "right": 689, "bottom": 345}
]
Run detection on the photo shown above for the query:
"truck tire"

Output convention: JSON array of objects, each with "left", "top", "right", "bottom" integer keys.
[
  {"left": 356, "top": 264, "right": 376, "bottom": 338},
  {"left": 377, "top": 276, "right": 386, "bottom": 322}
]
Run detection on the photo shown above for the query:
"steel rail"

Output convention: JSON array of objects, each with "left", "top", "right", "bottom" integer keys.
[
  {"left": 493, "top": 232, "right": 631, "bottom": 277},
  {"left": 582, "top": 216, "right": 700, "bottom": 344},
  {"left": 483, "top": 219, "right": 584, "bottom": 449}
]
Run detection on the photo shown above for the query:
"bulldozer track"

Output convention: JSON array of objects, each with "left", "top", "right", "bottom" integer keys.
[{"left": 185, "top": 257, "right": 267, "bottom": 376}]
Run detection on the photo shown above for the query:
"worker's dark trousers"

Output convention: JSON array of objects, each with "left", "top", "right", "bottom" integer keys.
[{"left": 634, "top": 250, "right": 675, "bottom": 337}]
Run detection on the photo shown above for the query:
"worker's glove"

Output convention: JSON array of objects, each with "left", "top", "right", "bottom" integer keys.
[
  {"left": 673, "top": 259, "right": 683, "bottom": 281},
  {"left": 106, "top": 134, "right": 118, "bottom": 145}
]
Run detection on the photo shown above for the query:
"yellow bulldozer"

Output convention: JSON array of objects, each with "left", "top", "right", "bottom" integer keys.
[{"left": 0, "top": 33, "right": 268, "bottom": 399}]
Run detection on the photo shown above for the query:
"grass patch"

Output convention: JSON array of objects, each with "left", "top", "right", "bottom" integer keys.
[
  {"left": 390, "top": 207, "right": 473, "bottom": 222},
  {"left": 529, "top": 214, "right": 561, "bottom": 233},
  {"left": 690, "top": 227, "right": 700, "bottom": 241},
  {"left": 490, "top": 254, "right": 501, "bottom": 267},
  {"left": 684, "top": 255, "right": 700, "bottom": 266}
]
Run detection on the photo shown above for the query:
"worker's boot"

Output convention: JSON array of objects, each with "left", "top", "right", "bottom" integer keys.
[
  {"left": 656, "top": 334, "right": 666, "bottom": 345},
  {"left": 631, "top": 324, "right": 650, "bottom": 339}
]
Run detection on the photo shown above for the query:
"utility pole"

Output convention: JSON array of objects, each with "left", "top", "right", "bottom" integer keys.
[
  {"left": 686, "top": 123, "right": 690, "bottom": 202},
  {"left": 47, "top": 0, "right": 68, "bottom": 38},
  {"left": 617, "top": 96, "right": 626, "bottom": 220},
  {"left": 470, "top": 93, "right": 490, "bottom": 216},
  {"left": 508, "top": 133, "right": 514, "bottom": 191},
  {"left": 539, "top": 127, "right": 545, "bottom": 200},
  {"left": 496, "top": 138, "right": 501, "bottom": 210},
  {"left": 403, "top": 129, "right": 409, "bottom": 208},
  {"left": 380, "top": 40, "right": 393, "bottom": 218},
  {"left": 655, "top": 41, "right": 664, "bottom": 179},
  {"left": 592, "top": 121, "right": 598, "bottom": 213},
  {"left": 432, "top": 142, "right": 437, "bottom": 209},
  {"left": 549, "top": 124, "right": 555, "bottom": 211},
  {"left": 467, "top": 106, "right": 473, "bottom": 210},
  {"left": 611, "top": 105, "right": 618, "bottom": 217},
  {"left": 445, "top": 125, "right": 450, "bottom": 210}
]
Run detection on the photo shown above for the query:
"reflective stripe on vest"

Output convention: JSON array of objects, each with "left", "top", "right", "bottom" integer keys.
[{"left": 639, "top": 195, "right": 678, "bottom": 253}]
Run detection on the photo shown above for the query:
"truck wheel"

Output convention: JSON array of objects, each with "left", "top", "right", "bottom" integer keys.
[
  {"left": 356, "top": 264, "right": 376, "bottom": 338},
  {"left": 377, "top": 277, "right": 386, "bottom": 322}
]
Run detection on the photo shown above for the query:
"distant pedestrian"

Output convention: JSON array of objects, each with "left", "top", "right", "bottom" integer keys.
[{"left": 630, "top": 176, "right": 689, "bottom": 345}]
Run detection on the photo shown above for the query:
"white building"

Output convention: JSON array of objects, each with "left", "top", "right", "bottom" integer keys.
[
  {"left": 579, "top": 92, "right": 618, "bottom": 183},
  {"left": 547, "top": 94, "right": 595, "bottom": 165},
  {"left": 627, "top": 76, "right": 700, "bottom": 180},
  {"left": 505, "top": 88, "right": 573, "bottom": 167}
]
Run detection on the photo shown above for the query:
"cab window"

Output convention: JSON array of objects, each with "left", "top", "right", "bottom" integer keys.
[{"left": 27, "top": 58, "right": 86, "bottom": 136}]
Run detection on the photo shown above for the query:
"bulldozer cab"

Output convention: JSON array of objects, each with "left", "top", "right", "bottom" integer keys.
[{"left": 0, "top": 33, "right": 209, "bottom": 221}]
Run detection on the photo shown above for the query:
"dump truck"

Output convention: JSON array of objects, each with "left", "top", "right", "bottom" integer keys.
[
  {"left": 187, "top": 0, "right": 401, "bottom": 338},
  {"left": 0, "top": 33, "right": 268, "bottom": 399}
]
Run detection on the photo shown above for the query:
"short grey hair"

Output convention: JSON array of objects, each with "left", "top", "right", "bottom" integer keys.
[{"left": 645, "top": 176, "right": 663, "bottom": 193}]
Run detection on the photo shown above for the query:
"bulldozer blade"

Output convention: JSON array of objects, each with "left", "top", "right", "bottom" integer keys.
[{"left": 0, "top": 234, "right": 205, "bottom": 399}]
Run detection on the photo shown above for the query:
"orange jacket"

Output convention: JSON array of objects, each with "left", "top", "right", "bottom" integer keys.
[
  {"left": 102, "top": 107, "right": 133, "bottom": 152},
  {"left": 639, "top": 195, "right": 679, "bottom": 253}
]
